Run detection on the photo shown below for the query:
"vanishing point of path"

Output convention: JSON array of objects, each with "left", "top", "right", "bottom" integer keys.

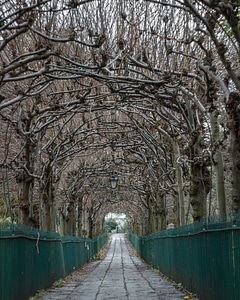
[{"left": 40, "top": 233, "right": 186, "bottom": 300}]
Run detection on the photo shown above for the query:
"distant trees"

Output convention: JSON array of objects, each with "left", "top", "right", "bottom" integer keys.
[{"left": 105, "top": 218, "right": 118, "bottom": 230}]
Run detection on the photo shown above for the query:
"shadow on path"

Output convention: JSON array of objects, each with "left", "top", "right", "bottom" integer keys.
[{"left": 40, "top": 233, "right": 186, "bottom": 300}]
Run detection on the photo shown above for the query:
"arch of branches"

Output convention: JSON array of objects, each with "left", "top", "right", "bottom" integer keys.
[{"left": 1, "top": 0, "right": 240, "bottom": 237}]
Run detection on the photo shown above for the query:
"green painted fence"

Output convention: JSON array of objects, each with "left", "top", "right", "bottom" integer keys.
[
  {"left": 128, "top": 214, "right": 240, "bottom": 300},
  {"left": 0, "top": 222, "right": 107, "bottom": 300}
]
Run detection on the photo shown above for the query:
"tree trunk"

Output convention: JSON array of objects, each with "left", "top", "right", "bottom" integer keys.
[
  {"left": 146, "top": 192, "right": 155, "bottom": 234},
  {"left": 41, "top": 197, "right": 55, "bottom": 232},
  {"left": 155, "top": 193, "right": 166, "bottom": 231},
  {"left": 77, "top": 198, "right": 83, "bottom": 237},
  {"left": 149, "top": 208, "right": 155, "bottom": 233},
  {"left": 210, "top": 110, "right": 226, "bottom": 215},
  {"left": 185, "top": 95, "right": 211, "bottom": 221},
  {"left": 94, "top": 219, "right": 101, "bottom": 236},
  {"left": 40, "top": 164, "right": 56, "bottom": 231},
  {"left": 189, "top": 134, "right": 211, "bottom": 221},
  {"left": 226, "top": 92, "right": 240, "bottom": 211},
  {"left": 172, "top": 190, "right": 180, "bottom": 227},
  {"left": 18, "top": 139, "right": 36, "bottom": 226},
  {"left": 88, "top": 216, "right": 93, "bottom": 238},
  {"left": 87, "top": 206, "right": 94, "bottom": 238},
  {"left": 231, "top": 136, "right": 240, "bottom": 211},
  {"left": 18, "top": 173, "right": 33, "bottom": 225},
  {"left": 172, "top": 138, "right": 185, "bottom": 225},
  {"left": 65, "top": 200, "right": 75, "bottom": 236},
  {"left": 190, "top": 161, "right": 207, "bottom": 221}
]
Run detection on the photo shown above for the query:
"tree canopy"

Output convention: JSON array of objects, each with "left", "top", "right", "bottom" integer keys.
[{"left": 1, "top": 0, "right": 240, "bottom": 236}]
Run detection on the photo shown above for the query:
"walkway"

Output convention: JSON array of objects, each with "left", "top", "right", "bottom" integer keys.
[{"left": 40, "top": 233, "right": 185, "bottom": 300}]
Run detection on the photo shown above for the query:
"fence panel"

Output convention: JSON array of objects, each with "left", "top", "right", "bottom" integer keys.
[
  {"left": 128, "top": 222, "right": 240, "bottom": 300},
  {"left": 0, "top": 223, "right": 107, "bottom": 300}
]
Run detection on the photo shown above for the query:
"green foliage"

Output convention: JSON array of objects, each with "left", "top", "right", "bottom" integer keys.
[
  {"left": 153, "top": 268, "right": 160, "bottom": 273},
  {"left": 53, "top": 278, "right": 65, "bottom": 288},
  {"left": 0, "top": 218, "right": 15, "bottom": 232},
  {"left": 218, "top": 11, "right": 240, "bottom": 38},
  {"left": 120, "top": 221, "right": 128, "bottom": 233},
  {"left": 0, "top": 194, "right": 19, "bottom": 222},
  {"left": 105, "top": 218, "right": 118, "bottom": 230},
  {"left": 220, "top": 18, "right": 233, "bottom": 37}
]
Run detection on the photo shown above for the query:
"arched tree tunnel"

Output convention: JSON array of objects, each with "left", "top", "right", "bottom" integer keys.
[
  {"left": 53, "top": 105, "right": 172, "bottom": 238},
  {"left": 1, "top": 1, "right": 240, "bottom": 238}
]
